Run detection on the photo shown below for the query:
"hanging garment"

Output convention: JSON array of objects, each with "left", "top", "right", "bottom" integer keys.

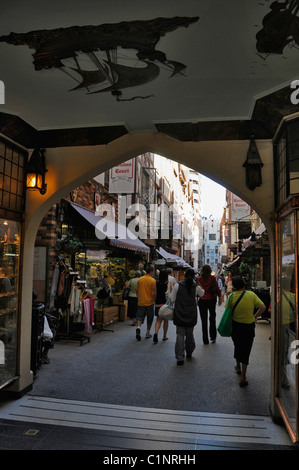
[
  {"left": 49, "top": 264, "right": 60, "bottom": 309},
  {"left": 83, "top": 298, "right": 92, "bottom": 333},
  {"left": 69, "top": 283, "right": 81, "bottom": 319}
]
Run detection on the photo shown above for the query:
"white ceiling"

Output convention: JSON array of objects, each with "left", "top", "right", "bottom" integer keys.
[{"left": 0, "top": 0, "right": 298, "bottom": 134}]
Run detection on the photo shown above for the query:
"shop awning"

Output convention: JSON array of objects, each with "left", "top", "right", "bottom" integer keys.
[
  {"left": 157, "top": 247, "right": 191, "bottom": 268},
  {"left": 242, "top": 223, "right": 266, "bottom": 250},
  {"left": 225, "top": 255, "right": 240, "bottom": 268},
  {"left": 69, "top": 202, "right": 150, "bottom": 253},
  {"left": 255, "top": 223, "right": 266, "bottom": 235}
]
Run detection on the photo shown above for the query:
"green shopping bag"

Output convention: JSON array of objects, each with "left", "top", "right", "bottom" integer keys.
[
  {"left": 217, "top": 291, "right": 246, "bottom": 337},
  {"left": 217, "top": 294, "right": 234, "bottom": 337}
]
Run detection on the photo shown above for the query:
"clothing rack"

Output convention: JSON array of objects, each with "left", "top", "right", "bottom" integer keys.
[{"left": 52, "top": 258, "right": 90, "bottom": 346}]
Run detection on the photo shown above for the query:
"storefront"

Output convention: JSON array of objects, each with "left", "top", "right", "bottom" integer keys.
[
  {"left": 0, "top": 138, "right": 27, "bottom": 389},
  {"left": 47, "top": 200, "right": 150, "bottom": 337},
  {"left": 274, "top": 115, "right": 299, "bottom": 443}
]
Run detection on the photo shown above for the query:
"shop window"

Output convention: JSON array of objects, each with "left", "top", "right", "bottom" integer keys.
[
  {"left": 0, "top": 218, "right": 20, "bottom": 387},
  {"left": 0, "top": 139, "right": 26, "bottom": 389},
  {"left": 274, "top": 119, "right": 299, "bottom": 207},
  {"left": 0, "top": 140, "right": 26, "bottom": 212},
  {"left": 276, "top": 212, "right": 297, "bottom": 439}
]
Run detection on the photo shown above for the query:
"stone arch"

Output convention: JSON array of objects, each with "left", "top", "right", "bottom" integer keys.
[{"left": 17, "top": 132, "right": 275, "bottom": 392}]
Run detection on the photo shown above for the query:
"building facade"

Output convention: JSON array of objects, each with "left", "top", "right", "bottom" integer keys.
[{"left": 201, "top": 217, "right": 221, "bottom": 273}]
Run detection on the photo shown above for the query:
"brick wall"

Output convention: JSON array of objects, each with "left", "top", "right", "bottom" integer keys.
[{"left": 34, "top": 177, "right": 118, "bottom": 305}]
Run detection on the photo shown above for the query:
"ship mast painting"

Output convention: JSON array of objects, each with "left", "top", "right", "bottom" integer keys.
[{"left": 0, "top": 17, "right": 199, "bottom": 102}]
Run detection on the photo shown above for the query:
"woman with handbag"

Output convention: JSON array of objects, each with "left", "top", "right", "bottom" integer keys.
[
  {"left": 228, "top": 276, "right": 266, "bottom": 387},
  {"left": 197, "top": 264, "right": 222, "bottom": 344},
  {"left": 153, "top": 269, "right": 172, "bottom": 343},
  {"left": 169, "top": 268, "right": 205, "bottom": 365}
]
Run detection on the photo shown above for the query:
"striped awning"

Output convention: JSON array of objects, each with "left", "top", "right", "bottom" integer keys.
[
  {"left": 69, "top": 202, "right": 150, "bottom": 253},
  {"left": 157, "top": 247, "right": 191, "bottom": 268}
]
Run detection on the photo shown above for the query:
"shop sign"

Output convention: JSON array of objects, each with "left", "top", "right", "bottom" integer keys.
[
  {"left": 231, "top": 194, "right": 250, "bottom": 222},
  {"left": 109, "top": 158, "right": 135, "bottom": 193}
]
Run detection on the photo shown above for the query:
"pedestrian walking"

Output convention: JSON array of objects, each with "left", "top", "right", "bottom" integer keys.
[
  {"left": 135, "top": 265, "right": 156, "bottom": 341},
  {"left": 225, "top": 271, "right": 233, "bottom": 300},
  {"left": 167, "top": 267, "right": 176, "bottom": 289},
  {"left": 153, "top": 269, "right": 172, "bottom": 343},
  {"left": 169, "top": 268, "right": 205, "bottom": 365},
  {"left": 228, "top": 275, "right": 266, "bottom": 387},
  {"left": 220, "top": 273, "right": 226, "bottom": 301},
  {"left": 125, "top": 270, "right": 141, "bottom": 326},
  {"left": 197, "top": 264, "right": 222, "bottom": 344}
]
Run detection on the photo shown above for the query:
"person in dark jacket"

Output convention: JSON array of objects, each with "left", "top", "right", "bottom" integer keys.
[
  {"left": 197, "top": 264, "right": 222, "bottom": 344},
  {"left": 170, "top": 268, "right": 205, "bottom": 365}
]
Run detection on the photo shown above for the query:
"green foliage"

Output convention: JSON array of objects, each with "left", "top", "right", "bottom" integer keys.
[{"left": 56, "top": 232, "right": 84, "bottom": 254}]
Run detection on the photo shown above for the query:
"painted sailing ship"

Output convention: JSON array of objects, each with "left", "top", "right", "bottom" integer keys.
[{"left": 0, "top": 17, "right": 199, "bottom": 101}]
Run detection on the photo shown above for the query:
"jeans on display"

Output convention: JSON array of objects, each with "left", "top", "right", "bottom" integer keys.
[{"left": 198, "top": 298, "right": 217, "bottom": 344}]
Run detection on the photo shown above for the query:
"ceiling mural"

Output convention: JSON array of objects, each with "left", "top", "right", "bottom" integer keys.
[
  {"left": 256, "top": 0, "right": 299, "bottom": 55},
  {"left": 0, "top": 2, "right": 298, "bottom": 147},
  {"left": 0, "top": 17, "right": 199, "bottom": 102}
]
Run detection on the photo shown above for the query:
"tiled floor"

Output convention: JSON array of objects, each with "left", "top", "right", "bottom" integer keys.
[{"left": 0, "top": 395, "right": 295, "bottom": 450}]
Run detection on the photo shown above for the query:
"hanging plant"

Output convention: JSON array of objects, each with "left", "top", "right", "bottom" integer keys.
[
  {"left": 239, "top": 261, "right": 253, "bottom": 275},
  {"left": 56, "top": 232, "right": 84, "bottom": 255}
]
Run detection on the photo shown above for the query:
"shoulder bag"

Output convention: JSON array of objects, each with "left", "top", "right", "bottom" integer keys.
[
  {"left": 217, "top": 290, "right": 246, "bottom": 337},
  {"left": 122, "top": 280, "right": 131, "bottom": 301},
  {"left": 158, "top": 299, "right": 174, "bottom": 321}
]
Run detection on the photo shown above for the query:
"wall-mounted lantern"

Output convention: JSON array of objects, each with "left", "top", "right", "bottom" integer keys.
[
  {"left": 243, "top": 136, "right": 264, "bottom": 190},
  {"left": 26, "top": 148, "right": 47, "bottom": 195}
]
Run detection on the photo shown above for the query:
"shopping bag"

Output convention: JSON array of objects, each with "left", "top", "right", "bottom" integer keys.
[
  {"left": 217, "top": 290, "right": 246, "bottom": 337},
  {"left": 43, "top": 316, "right": 53, "bottom": 339},
  {"left": 158, "top": 300, "right": 174, "bottom": 320},
  {"left": 217, "top": 294, "right": 234, "bottom": 337}
]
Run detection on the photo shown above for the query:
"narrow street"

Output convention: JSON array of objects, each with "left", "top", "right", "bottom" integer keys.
[
  {"left": 0, "top": 305, "right": 293, "bottom": 450},
  {"left": 28, "top": 304, "right": 271, "bottom": 416}
]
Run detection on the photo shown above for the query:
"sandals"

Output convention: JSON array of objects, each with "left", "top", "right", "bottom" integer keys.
[
  {"left": 239, "top": 379, "right": 248, "bottom": 387},
  {"left": 234, "top": 365, "right": 248, "bottom": 386}
]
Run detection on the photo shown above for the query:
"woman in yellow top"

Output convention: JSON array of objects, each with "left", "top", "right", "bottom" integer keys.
[{"left": 228, "top": 276, "right": 266, "bottom": 387}]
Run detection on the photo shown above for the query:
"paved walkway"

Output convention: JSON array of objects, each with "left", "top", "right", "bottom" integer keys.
[{"left": 0, "top": 304, "right": 296, "bottom": 450}]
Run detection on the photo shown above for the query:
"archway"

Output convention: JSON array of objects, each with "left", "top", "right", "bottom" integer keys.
[
  {"left": 14, "top": 132, "right": 275, "bottom": 413},
  {"left": 27, "top": 157, "right": 273, "bottom": 419}
]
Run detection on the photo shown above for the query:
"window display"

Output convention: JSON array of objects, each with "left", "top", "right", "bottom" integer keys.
[{"left": 0, "top": 218, "right": 20, "bottom": 387}]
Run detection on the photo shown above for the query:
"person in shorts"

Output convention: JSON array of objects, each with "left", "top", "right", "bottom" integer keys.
[{"left": 135, "top": 265, "right": 156, "bottom": 341}]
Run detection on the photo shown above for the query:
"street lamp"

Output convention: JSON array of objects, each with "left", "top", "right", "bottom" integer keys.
[
  {"left": 243, "top": 136, "right": 264, "bottom": 191},
  {"left": 26, "top": 148, "right": 47, "bottom": 195}
]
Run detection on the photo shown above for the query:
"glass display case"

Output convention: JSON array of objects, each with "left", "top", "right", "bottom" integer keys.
[
  {"left": 275, "top": 210, "right": 297, "bottom": 440},
  {"left": 274, "top": 117, "right": 299, "bottom": 443},
  {"left": 0, "top": 218, "right": 20, "bottom": 387}
]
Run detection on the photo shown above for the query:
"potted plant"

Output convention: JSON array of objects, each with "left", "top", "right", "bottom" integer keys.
[{"left": 56, "top": 232, "right": 84, "bottom": 255}]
